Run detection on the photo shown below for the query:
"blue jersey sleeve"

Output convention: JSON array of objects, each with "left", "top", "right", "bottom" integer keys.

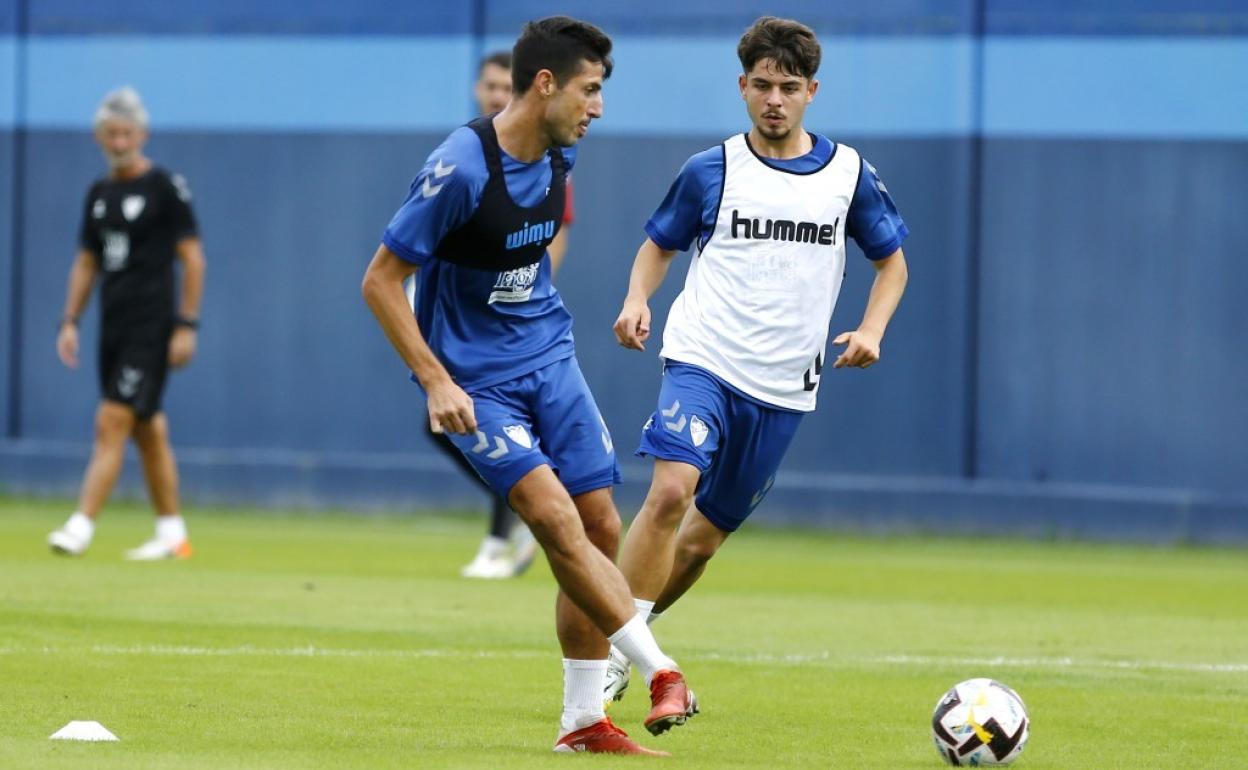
[
  {"left": 382, "top": 128, "right": 485, "bottom": 266},
  {"left": 644, "top": 147, "right": 722, "bottom": 252},
  {"left": 846, "top": 157, "right": 909, "bottom": 260}
]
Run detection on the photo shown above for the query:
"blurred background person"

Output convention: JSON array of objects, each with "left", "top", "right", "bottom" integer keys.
[{"left": 46, "top": 86, "right": 206, "bottom": 560}]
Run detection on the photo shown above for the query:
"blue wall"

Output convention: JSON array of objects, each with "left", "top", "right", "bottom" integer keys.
[
  {"left": 2, "top": 0, "right": 1246, "bottom": 543},
  {"left": 977, "top": 139, "right": 1248, "bottom": 494},
  {"left": 1, "top": 0, "right": 18, "bottom": 439}
]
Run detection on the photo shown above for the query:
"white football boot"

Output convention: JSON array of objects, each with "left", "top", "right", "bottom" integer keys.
[
  {"left": 48, "top": 527, "right": 90, "bottom": 556},
  {"left": 603, "top": 645, "right": 631, "bottom": 706},
  {"left": 460, "top": 536, "right": 515, "bottom": 579},
  {"left": 124, "top": 537, "right": 193, "bottom": 561}
]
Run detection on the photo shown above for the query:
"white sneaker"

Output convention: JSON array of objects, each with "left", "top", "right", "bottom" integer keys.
[
  {"left": 460, "top": 537, "right": 515, "bottom": 579},
  {"left": 48, "top": 527, "right": 89, "bottom": 556},
  {"left": 124, "top": 537, "right": 193, "bottom": 561},
  {"left": 603, "top": 645, "right": 631, "bottom": 706},
  {"left": 508, "top": 525, "right": 538, "bottom": 577}
]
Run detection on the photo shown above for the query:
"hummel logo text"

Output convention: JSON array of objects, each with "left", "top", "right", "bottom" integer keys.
[{"left": 730, "top": 209, "right": 838, "bottom": 246}]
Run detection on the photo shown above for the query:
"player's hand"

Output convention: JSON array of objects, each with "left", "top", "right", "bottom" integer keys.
[
  {"left": 832, "top": 328, "right": 882, "bottom": 369},
  {"left": 426, "top": 379, "right": 477, "bottom": 435},
  {"left": 168, "top": 327, "right": 197, "bottom": 369},
  {"left": 56, "top": 324, "right": 80, "bottom": 369},
  {"left": 613, "top": 298, "right": 651, "bottom": 351}
]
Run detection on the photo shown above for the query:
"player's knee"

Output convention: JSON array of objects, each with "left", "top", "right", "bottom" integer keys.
[
  {"left": 581, "top": 508, "right": 620, "bottom": 556},
  {"left": 133, "top": 413, "right": 168, "bottom": 447},
  {"left": 676, "top": 535, "right": 718, "bottom": 568},
  {"left": 524, "top": 502, "right": 585, "bottom": 556},
  {"left": 644, "top": 477, "right": 695, "bottom": 525},
  {"left": 95, "top": 404, "right": 134, "bottom": 443}
]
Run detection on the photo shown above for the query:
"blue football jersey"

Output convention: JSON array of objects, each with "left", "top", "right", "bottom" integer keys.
[{"left": 383, "top": 127, "right": 578, "bottom": 390}]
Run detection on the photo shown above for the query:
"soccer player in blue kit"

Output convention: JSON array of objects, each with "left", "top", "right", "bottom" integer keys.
[
  {"left": 606, "top": 17, "right": 911, "bottom": 701},
  {"left": 361, "top": 17, "right": 694, "bottom": 756}
]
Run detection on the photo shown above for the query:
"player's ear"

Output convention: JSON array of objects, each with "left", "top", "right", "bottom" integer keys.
[
  {"left": 738, "top": 73, "right": 748, "bottom": 99},
  {"left": 534, "top": 69, "right": 556, "bottom": 97},
  {"left": 806, "top": 78, "right": 819, "bottom": 103}
]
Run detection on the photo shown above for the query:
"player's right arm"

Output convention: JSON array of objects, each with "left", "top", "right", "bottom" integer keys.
[
  {"left": 365, "top": 130, "right": 480, "bottom": 435},
  {"left": 60, "top": 185, "right": 105, "bottom": 369},
  {"left": 613, "top": 148, "right": 719, "bottom": 351},
  {"left": 613, "top": 238, "right": 678, "bottom": 351},
  {"left": 56, "top": 249, "right": 99, "bottom": 369},
  {"left": 361, "top": 245, "right": 476, "bottom": 435}
]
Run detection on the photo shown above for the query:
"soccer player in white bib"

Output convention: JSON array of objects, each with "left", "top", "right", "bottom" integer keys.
[{"left": 608, "top": 16, "right": 910, "bottom": 702}]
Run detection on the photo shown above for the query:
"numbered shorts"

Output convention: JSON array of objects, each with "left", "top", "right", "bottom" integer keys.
[
  {"left": 98, "top": 322, "right": 172, "bottom": 420},
  {"left": 636, "top": 363, "right": 803, "bottom": 533},
  {"left": 444, "top": 356, "right": 622, "bottom": 500}
]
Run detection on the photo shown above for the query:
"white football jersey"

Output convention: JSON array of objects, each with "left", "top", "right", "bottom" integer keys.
[{"left": 659, "top": 133, "right": 860, "bottom": 412}]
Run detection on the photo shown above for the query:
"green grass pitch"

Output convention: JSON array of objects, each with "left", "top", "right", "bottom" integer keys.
[{"left": 1, "top": 497, "right": 1245, "bottom": 768}]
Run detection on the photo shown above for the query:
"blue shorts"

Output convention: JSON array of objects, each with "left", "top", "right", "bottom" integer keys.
[
  {"left": 443, "top": 356, "right": 622, "bottom": 500},
  {"left": 636, "top": 363, "right": 803, "bottom": 533}
]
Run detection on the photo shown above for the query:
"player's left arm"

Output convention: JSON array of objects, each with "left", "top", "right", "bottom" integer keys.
[
  {"left": 547, "top": 228, "right": 569, "bottom": 277},
  {"left": 834, "top": 156, "right": 910, "bottom": 369},
  {"left": 547, "top": 168, "right": 576, "bottom": 279},
  {"left": 166, "top": 172, "right": 203, "bottom": 368},
  {"left": 832, "top": 248, "right": 907, "bottom": 369},
  {"left": 169, "top": 236, "right": 205, "bottom": 368}
]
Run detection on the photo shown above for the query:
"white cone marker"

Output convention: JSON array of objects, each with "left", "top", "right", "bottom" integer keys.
[{"left": 50, "top": 721, "right": 119, "bottom": 741}]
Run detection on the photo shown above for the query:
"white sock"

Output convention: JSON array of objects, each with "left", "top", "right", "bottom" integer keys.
[
  {"left": 155, "top": 514, "right": 188, "bottom": 544},
  {"left": 648, "top": 610, "right": 662, "bottom": 626},
  {"left": 633, "top": 597, "right": 655, "bottom": 622},
  {"left": 560, "top": 659, "right": 607, "bottom": 736},
  {"left": 65, "top": 512, "right": 94, "bottom": 544},
  {"left": 609, "top": 600, "right": 660, "bottom": 669},
  {"left": 608, "top": 613, "right": 677, "bottom": 684}
]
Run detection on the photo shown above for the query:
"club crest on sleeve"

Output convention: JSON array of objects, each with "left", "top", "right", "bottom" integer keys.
[{"left": 689, "top": 415, "right": 709, "bottom": 447}]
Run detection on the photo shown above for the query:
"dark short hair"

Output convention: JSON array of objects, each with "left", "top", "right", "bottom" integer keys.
[
  {"left": 478, "top": 50, "right": 511, "bottom": 75},
  {"left": 511, "top": 16, "right": 613, "bottom": 94},
  {"left": 737, "top": 16, "right": 821, "bottom": 80}
]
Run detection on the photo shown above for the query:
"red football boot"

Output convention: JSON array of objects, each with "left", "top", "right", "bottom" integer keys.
[
  {"left": 644, "top": 670, "right": 699, "bottom": 736},
  {"left": 554, "top": 717, "right": 669, "bottom": 756}
]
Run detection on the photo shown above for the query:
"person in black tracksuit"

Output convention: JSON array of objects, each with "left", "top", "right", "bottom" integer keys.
[{"left": 47, "top": 87, "right": 206, "bottom": 561}]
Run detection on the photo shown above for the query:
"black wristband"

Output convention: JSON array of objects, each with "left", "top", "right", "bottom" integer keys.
[{"left": 174, "top": 316, "right": 200, "bottom": 330}]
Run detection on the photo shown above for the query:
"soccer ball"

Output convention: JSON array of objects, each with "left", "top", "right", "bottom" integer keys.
[{"left": 931, "top": 678, "right": 1029, "bottom": 766}]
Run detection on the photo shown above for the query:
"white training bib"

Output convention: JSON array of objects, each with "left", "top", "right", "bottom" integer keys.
[{"left": 660, "top": 133, "right": 860, "bottom": 411}]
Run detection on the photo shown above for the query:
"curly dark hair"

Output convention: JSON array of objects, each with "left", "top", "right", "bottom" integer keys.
[{"left": 737, "top": 16, "right": 821, "bottom": 80}]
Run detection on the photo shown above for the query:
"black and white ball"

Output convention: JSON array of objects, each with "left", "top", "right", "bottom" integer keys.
[{"left": 931, "top": 678, "right": 1029, "bottom": 766}]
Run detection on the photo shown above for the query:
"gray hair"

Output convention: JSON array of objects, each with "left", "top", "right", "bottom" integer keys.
[{"left": 93, "top": 86, "right": 149, "bottom": 129}]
